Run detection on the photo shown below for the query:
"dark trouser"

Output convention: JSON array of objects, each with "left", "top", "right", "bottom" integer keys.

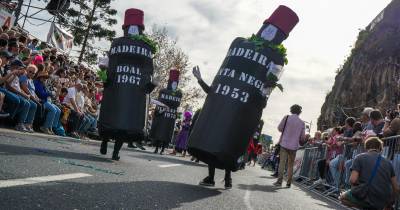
[
  {"left": 317, "top": 159, "right": 326, "bottom": 179},
  {"left": 113, "top": 140, "right": 124, "bottom": 156},
  {"left": 154, "top": 141, "right": 166, "bottom": 153},
  {"left": 208, "top": 164, "right": 231, "bottom": 181}
]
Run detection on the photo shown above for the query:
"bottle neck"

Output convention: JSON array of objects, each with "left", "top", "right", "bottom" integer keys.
[{"left": 256, "top": 23, "right": 286, "bottom": 45}]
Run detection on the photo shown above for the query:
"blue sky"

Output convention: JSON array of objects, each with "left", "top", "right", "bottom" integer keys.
[{"left": 21, "top": 0, "right": 392, "bottom": 141}]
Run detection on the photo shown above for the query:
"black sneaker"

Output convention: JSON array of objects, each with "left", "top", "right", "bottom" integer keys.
[
  {"left": 271, "top": 172, "right": 278, "bottom": 177},
  {"left": 224, "top": 178, "right": 232, "bottom": 189},
  {"left": 136, "top": 143, "right": 146, "bottom": 150},
  {"left": 199, "top": 176, "right": 215, "bottom": 187},
  {"left": 100, "top": 141, "right": 108, "bottom": 155},
  {"left": 112, "top": 153, "right": 120, "bottom": 161},
  {"left": 127, "top": 143, "right": 137, "bottom": 148},
  {"left": 286, "top": 183, "right": 291, "bottom": 188}
]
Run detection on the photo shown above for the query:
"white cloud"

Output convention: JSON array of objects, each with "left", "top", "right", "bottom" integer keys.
[{"left": 21, "top": 0, "right": 392, "bottom": 142}]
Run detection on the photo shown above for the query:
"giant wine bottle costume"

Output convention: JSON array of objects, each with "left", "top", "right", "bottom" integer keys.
[
  {"left": 150, "top": 69, "right": 182, "bottom": 154},
  {"left": 188, "top": 5, "right": 299, "bottom": 171},
  {"left": 99, "top": 8, "right": 156, "bottom": 160}
]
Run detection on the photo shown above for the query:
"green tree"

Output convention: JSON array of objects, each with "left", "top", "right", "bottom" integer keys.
[
  {"left": 148, "top": 25, "right": 205, "bottom": 110},
  {"left": 58, "top": 0, "right": 117, "bottom": 64}
]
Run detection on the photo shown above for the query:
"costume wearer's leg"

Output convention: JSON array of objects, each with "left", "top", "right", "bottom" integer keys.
[
  {"left": 277, "top": 148, "right": 289, "bottom": 183},
  {"left": 208, "top": 164, "right": 216, "bottom": 180},
  {"left": 224, "top": 169, "right": 232, "bottom": 189},
  {"left": 100, "top": 137, "right": 108, "bottom": 155},
  {"left": 112, "top": 140, "right": 124, "bottom": 160},
  {"left": 154, "top": 142, "right": 159, "bottom": 153},
  {"left": 286, "top": 149, "right": 297, "bottom": 184},
  {"left": 225, "top": 169, "right": 231, "bottom": 180},
  {"left": 160, "top": 142, "right": 165, "bottom": 154},
  {"left": 199, "top": 164, "right": 216, "bottom": 186}
]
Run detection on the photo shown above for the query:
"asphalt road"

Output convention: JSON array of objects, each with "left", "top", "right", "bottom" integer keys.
[{"left": 0, "top": 128, "right": 347, "bottom": 210}]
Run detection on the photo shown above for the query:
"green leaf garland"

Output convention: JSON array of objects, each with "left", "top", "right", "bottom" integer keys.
[
  {"left": 265, "top": 72, "right": 284, "bottom": 92},
  {"left": 247, "top": 34, "right": 288, "bottom": 65},
  {"left": 97, "top": 68, "right": 107, "bottom": 82},
  {"left": 129, "top": 34, "right": 158, "bottom": 54}
]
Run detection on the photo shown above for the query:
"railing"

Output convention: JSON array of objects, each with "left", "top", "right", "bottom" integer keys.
[{"left": 294, "top": 135, "right": 400, "bottom": 209}]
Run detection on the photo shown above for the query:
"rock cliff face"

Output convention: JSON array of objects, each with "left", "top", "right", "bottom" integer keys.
[{"left": 318, "top": 0, "right": 400, "bottom": 129}]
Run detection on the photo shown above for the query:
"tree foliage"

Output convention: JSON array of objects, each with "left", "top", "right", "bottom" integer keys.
[
  {"left": 57, "top": 0, "right": 117, "bottom": 64},
  {"left": 147, "top": 25, "right": 205, "bottom": 110}
]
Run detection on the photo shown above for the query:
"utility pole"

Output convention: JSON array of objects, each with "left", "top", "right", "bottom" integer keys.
[{"left": 13, "top": 0, "right": 24, "bottom": 26}]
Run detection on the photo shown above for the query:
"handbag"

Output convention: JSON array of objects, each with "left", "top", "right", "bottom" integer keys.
[{"left": 351, "top": 154, "right": 382, "bottom": 200}]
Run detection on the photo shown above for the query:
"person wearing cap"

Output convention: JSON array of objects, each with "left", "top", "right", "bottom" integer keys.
[
  {"left": 33, "top": 70, "right": 62, "bottom": 135},
  {"left": 273, "top": 104, "right": 305, "bottom": 187},
  {"left": 4, "top": 59, "right": 35, "bottom": 132},
  {"left": 190, "top": 6, "right": 299, "bottom": 189}
]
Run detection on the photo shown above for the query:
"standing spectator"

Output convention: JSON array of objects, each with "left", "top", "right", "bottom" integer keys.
[
  {"left": 273, "top": 104, "right": 306, "bottom": 188},
  {"left": 340, "top": 137, "right": 399, "bottom": 210},
  {"left": 34, "top": 70, "right": 62, "bottom": 135},
  {"left": 6, "top": 60, "right": 36, "bottom": 132}
]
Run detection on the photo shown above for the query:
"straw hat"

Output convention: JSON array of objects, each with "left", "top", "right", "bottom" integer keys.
[{"left": 36, "top": 70, "right": 50, "bottom": 79}]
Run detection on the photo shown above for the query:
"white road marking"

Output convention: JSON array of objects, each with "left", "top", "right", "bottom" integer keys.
[
  {"left": 0, "top": 173, "right": 92, "bottom": 188},
  {"left": 244, "top": 189, "right": 254, "bottom": 210},
  {"left": 158, "top": 164, "right": 182, "bottom": 168}
]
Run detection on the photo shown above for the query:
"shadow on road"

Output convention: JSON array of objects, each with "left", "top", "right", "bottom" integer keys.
[
  {"left": 237, "top": 184, "right": 280, "bottom": 193},
  {"left": 0, "top": 143, "right": 112, "bottom": 163},
  {"left": 0, "top": 180, "right": 221, "bottom": 209},
  {"left": 130, "top": 153, "right": 207, "bottom": 168}
]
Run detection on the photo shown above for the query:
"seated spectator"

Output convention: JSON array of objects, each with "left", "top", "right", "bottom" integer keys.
[
  {"left": 34, "top": 70, "right": 62, "bottom": 135},
  {"left": 61, "top": 83, "right": 84, "bottom": 138},
  {"left": 5, "top": 60, "right": 37, "bottom": 132},
  {"left": 340, "top": 137, "right": 399, "bottom": 210},
  {"left": 383, "top": 118, "right": 400, "bottom": 137},
  {"left": 58, "top": 87, "right": 68, "bottom": 104}
]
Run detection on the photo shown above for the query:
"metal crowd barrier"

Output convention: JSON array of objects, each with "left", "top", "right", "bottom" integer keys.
[
  {"left": 296, "top": 145, "right": 327, "bottom": 185},
  {"left": 294, "top": 135, "right": 400, "bottom": 209}
]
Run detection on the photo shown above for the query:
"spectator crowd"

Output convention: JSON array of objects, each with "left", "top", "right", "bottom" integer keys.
[
  {"left": 0, "top": 26, "right": 102, "bottom": 139},
  {"left": 260, "top": 106, "right": 400, "bottom": 210}
]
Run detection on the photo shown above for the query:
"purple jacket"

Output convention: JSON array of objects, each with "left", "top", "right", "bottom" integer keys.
[{"left": 278, "top": 114, "right": 305, "bottom": 151}]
